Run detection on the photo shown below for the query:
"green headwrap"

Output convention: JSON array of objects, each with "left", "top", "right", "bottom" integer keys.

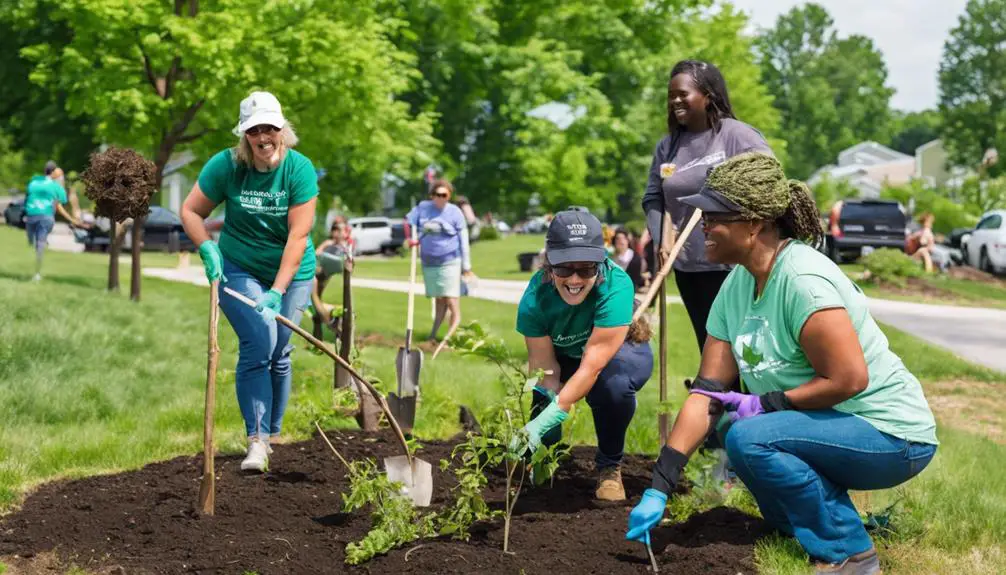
[{"left": 704, "top": 153, "right": 790, "bottom": 220}]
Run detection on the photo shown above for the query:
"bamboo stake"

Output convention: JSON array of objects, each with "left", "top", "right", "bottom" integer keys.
[
  {"left": 632, "top": 208, "right": 703, "bottom": 322},
  {"left": 198, "top": 280, "right": 220, "bottom": 515}
]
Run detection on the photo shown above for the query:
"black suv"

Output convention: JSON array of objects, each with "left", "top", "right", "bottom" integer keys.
[{"left": 825, "top": 199, "right": 907, "bottom": 263}]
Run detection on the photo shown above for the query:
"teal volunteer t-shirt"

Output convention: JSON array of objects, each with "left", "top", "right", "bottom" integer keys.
[
  {"left": 24, "top": 175, "right": 67, "bottom": 217},
  {"left": 197, "top": 149, "right": 318, "bottom": 286},
  {"left": 516, "top": 261, "right": 634, "bottom": 358},
  {"left": 707, "top": 241, "right": 938, "bottom": 445}
]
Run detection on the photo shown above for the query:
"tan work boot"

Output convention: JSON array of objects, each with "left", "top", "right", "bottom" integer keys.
[
  {"left": 595, "top": 467, "right": 626, "bottom": 501},
  {"left": 814, "top": 547, "right": 881, "bottom": 575}
]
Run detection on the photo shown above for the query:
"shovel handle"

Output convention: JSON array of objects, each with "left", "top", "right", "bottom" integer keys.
[
  {"left": 199, "top": 280, "right": 220, "bottom": 515},
  {"left": 405, "top": 228, "right": 419, "bottom": 349},
  {"left": 222, "top": 286, "right": 413, "bottom": 465},
  {"left": 633, "top": 208, "right": 703, "bottom": 322}
]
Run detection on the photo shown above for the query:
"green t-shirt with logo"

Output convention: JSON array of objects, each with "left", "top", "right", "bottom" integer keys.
[
  {"left": 198, "top": 149, "right": 318, "bottom": 286},
  {"left": 708, "top": 241, "right": 937, "bottom": 445},
  {"left": 516, "top": 261, "right": 634, "bottom": 358},
  {"left": 24, "top": 175, "right": 67, "bottom": 217}
]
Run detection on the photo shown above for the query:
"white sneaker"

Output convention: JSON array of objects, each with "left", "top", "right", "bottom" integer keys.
[
  {"left": 241, "top": 439, "right": 269, "bottom": 472},
  {"left": 32, "top": 274, "right": 41, "bottom": 282}
]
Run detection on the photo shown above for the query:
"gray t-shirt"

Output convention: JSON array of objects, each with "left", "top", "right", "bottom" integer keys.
[{"left": 642, "top": 118, "right": 772, "bottom": 273}]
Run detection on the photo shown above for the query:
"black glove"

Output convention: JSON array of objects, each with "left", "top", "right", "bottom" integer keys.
[{"left": 651, "top": 446, "right": 690, "bottom": 495}]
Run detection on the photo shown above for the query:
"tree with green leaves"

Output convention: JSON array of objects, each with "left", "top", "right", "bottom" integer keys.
[
  {"left": 889, "top": 110, "right": 941, "bottom": 156},
  {"left": 938, "top": 0, "right": 1006, "bottom": 175},
  {"left": 754, "top": 3, "right": 894, "bottom": 180}
]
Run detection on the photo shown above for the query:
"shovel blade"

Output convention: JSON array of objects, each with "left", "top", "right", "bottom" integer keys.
[
  {"left": 395, "top": 347, "right": 423, "bottom": 396},
  {"left": 387, "top": 393, "right": 417, "bottom": 434},
  {"left": 384, "top": 455, "right": 433, "bottom": 507}
]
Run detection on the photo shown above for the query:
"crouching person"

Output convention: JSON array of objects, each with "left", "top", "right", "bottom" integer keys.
[
  {"left": 626, "top": 154, "right": 938, "bottom": 575},
  {"left": 510, "top": 207, "right": 654, "bottom": 501}
]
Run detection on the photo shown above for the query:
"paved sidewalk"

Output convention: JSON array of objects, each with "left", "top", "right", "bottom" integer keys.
[{"left": 144, "top": 266, "right": 1006, "bottom": 373}]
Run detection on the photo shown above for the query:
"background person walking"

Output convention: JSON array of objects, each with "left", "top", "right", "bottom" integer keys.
[
  {"left": 24, "top": 161, "right": 84, "bottom": 281},
  {"left": 405, "top": 179, "right": 474, "bottom": 343}
]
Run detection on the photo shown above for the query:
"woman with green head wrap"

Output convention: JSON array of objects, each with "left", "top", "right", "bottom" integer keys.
[{"left": 627, "top": 153, "right": 938, "bottom": 575}]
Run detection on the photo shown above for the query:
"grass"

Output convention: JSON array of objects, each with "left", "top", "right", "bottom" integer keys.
[
  {"left": 840, "top": 263, "right": 1006, "bottom": 310},
  {"left": 353, "top": 233, "right": 546, "bottom": 281},
  {"left": 3, "top": 225, "right": 1006, "bottom": 573}
]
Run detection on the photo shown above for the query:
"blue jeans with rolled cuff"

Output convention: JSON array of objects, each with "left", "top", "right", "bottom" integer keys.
[
  {"left": 217, "top": 258, "right": 313, "bottom": 440},
  {"left": 724, "top": 409, "right": 936, "bottom": 564},
  {"left": 531, "top": 340, "right": 654, "bottom": 469}
]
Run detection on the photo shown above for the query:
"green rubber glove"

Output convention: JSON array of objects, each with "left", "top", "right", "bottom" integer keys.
[
  {"left": 198, "top": 241, "right": 225, "bottom": 283},
  {"left": 511, "top": 398, "right": 568, "bottom": 456},
  {"left": 255, "top": 289, "right": 283, "bottom": 321}
]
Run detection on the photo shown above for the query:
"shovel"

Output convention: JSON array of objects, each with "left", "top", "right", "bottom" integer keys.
[
  {"left": 389, "top": 232, "right": 423, "bottom": 433},
  {"left": 633, "top": 209, "right": 702, "bottom": 443},
  {"left": 221, "top": 286, "right": 433, "bottom": 506}
]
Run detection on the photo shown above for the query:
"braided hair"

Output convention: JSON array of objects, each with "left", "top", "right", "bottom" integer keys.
[
  {"left": 667, "top": 60, "right": 736, "bottom": 136},
  {"left": 704, "top": 153, "right": 824, "bottom": 248}
]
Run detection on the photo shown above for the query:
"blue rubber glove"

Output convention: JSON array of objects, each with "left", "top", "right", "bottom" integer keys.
[
  {"left": 510, "top": 397, "right": 568, "bottom": 455},
  {"left": 626, "top": 488, "right": 668, "bottom": 542},
  {"left": 198, "top": 241, "right": 226, "bottom": 283},
  {"left": 255, "top": 288, "right": 283, "bottom": 322}
]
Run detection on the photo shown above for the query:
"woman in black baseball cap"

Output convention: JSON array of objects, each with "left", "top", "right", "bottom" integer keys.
[{"left": 512, "top": 207, "right": 653, "bottom": 501}]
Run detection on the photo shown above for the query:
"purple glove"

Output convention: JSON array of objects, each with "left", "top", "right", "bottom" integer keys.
[{"left": 689, "top": 389, "right": 764, "bottom": 422}]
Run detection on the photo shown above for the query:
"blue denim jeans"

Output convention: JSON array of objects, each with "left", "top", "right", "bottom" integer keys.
[
  {"left": 532, "top": 340, "right": 654, "bottom": 468},
  {"left": 724, "top": 409, "right": 937, "bottom": 564},
  {"left": 217, "top": 259, "right": 312, "bottom": 439},
  {"left": 25, "top": 215, "right": 54, "bottom": 258}
]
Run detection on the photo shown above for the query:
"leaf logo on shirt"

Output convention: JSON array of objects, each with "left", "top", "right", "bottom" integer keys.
[{"left": 742, "top": 343, "right": 763, "bottom": 367}]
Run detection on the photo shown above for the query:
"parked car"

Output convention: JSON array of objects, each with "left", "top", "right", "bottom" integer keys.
[
  {"left": 348, "top": 216, "right": 394, "bottom": 255},
  {"left": 963, "top": 209, "right": 1006, "bottom": 274},
  {"left": 3, "top": 196, "right": 25, "bottom": 228},
  {"left": 381, "top": 221, "right": 407, "bottom": 255},
  {"left": 76, "top": 206, "right": 196, "bottom": 253},
  {"left": 824, "top": 199, "right": 908, "bottom": 263}
]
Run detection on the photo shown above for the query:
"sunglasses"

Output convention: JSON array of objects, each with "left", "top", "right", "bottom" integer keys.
[
  {"left": 245, "top": 125, "right": 280, "bottom": 136},
  {"left": 432, "top": 191, "right": 450, "bottom": 198},
  {"left": 551, "top": 263, "right": 599, "bottom": 279}
]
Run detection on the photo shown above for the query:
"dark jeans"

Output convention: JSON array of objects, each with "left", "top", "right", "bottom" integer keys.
[
  {"left": 531, "top": 340, "right": 654, "bottom": 468},
  {"left": 674, "top": 269, "right": 731, "bottom": 353}
]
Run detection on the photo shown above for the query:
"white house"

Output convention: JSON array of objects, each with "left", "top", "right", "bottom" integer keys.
[{"left": 809, "top": 142, "right": 915, "bottom": 198}]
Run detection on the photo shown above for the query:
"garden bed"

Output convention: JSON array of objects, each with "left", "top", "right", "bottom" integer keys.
[{"left": 0, "top": 429, "right": 768, "bottom": 574}]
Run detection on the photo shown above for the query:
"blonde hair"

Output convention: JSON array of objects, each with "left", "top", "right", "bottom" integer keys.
[{"left": 233, "top": 123, "right": 299, "bottom": 167}]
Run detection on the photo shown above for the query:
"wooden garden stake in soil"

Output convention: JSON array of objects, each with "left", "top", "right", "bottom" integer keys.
[{"left": 198, "top": 280, "right": 220, "bottom": 515}]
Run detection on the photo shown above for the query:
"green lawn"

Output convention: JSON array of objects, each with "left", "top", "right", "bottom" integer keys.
[
  {"left": 353, "top": 233, "right": 546, "bottom": 281},
  {"left": 840, "top": 263, "right": 1006, "bottom": 310},
  {"left": 2, "top": 225, "right": 1005, "bottom": 574}
]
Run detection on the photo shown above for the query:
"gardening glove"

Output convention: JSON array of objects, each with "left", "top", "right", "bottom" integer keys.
[
  {"left": 255, "top": 288, "right": 284, "bottom": 322},
  {"left": 198, "top": 240, "right": 226, "bottom": 283},
  {"left": 689, "top": 389, "right": 792, "bottom": 423},
  {"left": 626, "top": 446, "right": 689, "bottom": 542},
  {"left": 511, "top": 397, "right": 568, "bottom": 456}
]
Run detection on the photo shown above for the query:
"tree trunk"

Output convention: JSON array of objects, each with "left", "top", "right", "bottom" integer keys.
[
  {"left": 108, "top": 219, "right": 120, "bottom": 292},
  {"left": 130, "top": 216, "right": 145, "bottom": 301}
]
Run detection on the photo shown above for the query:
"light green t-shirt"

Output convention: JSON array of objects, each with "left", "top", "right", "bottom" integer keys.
[
  {"left": 516, "top": 260, "right": 634, "bottom": 358},
  {"left": 24, "top": 175, "right": 67, "bottom": 217},
  {"left": 707, "top": 241, "right": 938, "bottom": 445},
  {"left": 197, "top": 149, "right": 318, "bottom": 286}
]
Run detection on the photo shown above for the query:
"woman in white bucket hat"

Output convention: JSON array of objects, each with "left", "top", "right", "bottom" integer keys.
[{"left": 181, "top": 91, "right": 319, "bottom": 473}]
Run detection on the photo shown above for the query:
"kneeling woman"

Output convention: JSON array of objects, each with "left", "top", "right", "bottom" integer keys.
[
  {"left": 626, "top": 154, "right": 937, "bottom": 575},
  {"left": 514, "top": 208, "right": 653, "bottom": 501}
]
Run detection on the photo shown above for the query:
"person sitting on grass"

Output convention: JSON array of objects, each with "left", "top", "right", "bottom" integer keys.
[
  {"left": 905, "top": 212, "right": 938, "bottom": 273},
  {"left": 24, "top": 161, "right": 85, "bottom": 281},
  {"left": 180, "top": 91, "right": 318, "bottom": 473},
  {"left": 510, "top": 207, "right": 654, "bottom": 501},
  {"left": 625, "top": 153, "right": 938, "bottom": 575}
]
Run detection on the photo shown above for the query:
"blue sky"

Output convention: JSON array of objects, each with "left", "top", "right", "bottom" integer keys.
[{"left": 729, "top": 0, "right": 969, "bottom": 112}]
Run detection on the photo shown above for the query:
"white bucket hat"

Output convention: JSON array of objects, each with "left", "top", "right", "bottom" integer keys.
[{"left": 233, "top": 91, "right": 287, "bottom": 136}]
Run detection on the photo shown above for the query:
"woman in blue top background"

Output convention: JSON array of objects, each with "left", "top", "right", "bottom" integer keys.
[{"left": 405, "top": 179, "right": 474, "bottom": 342}]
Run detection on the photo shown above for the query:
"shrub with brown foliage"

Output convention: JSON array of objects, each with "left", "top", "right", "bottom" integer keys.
[{"left": 81, "top": 148, "right": 157, "bottom": 222}]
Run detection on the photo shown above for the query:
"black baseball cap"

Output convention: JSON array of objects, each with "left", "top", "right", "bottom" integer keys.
[
  {"left": 679, "top": 182, "right": 745, "bottom": 214},
  {"left": 545, "top": 207, "right": 607, "bottom": 265}
]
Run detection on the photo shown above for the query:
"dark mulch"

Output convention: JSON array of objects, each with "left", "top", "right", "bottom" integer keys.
[{"left": 0, "top": 429, "right": 769, "bottom": 574}]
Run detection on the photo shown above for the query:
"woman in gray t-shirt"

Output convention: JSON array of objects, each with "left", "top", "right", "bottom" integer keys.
[{"left": 642, "top": 59, "right": 772, "bottom": 352}]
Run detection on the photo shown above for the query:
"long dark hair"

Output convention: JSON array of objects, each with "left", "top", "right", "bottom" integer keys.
[{"left": 667, "top": 59, "right": 736, "bottom": 136}]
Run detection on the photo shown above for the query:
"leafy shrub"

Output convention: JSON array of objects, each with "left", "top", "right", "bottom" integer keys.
[
  {"left": 861, "top": 248, "right": 923, "bottom": 287},
  {"left": 478, "top": 224, "right": 500, "bottom": 241}
]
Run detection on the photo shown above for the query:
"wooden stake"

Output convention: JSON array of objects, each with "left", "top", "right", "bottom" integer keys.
[
  {"left": 632, "top": 209, "right": 703, "bottom": 322},
  {"left": 198, "top": 280, "right": 220, "bottom": 515}
]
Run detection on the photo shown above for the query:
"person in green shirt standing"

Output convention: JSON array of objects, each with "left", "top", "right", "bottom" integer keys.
[
  {"left": 180, "top": 91, "right": 318, "bottom": 473},
  {"left": 23, "top": 161, "right": 83, "bottom": 281},
  {"left": 626, "top": 154, "right": 938, "bottom": 575},
  {"left": 513, "top": 208, "right": 654, "bottom": 501}
]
